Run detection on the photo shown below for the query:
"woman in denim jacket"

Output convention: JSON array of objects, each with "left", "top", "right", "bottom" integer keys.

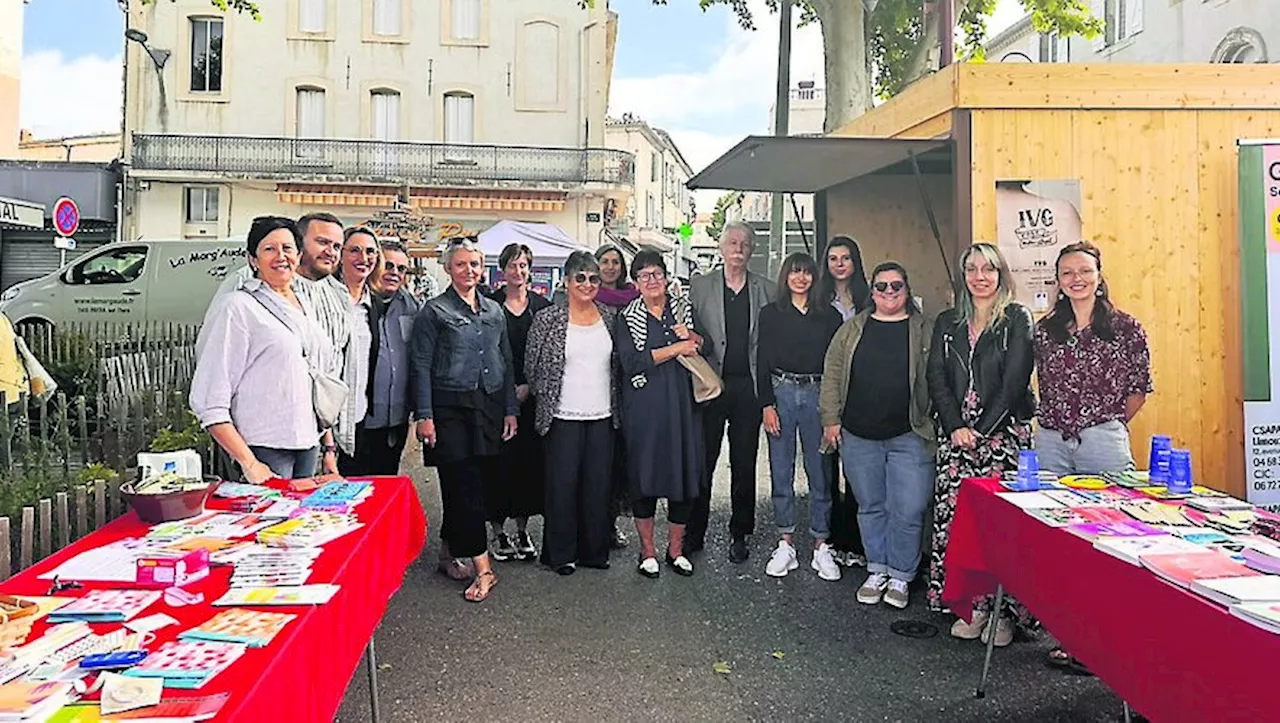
[{"left": 411, "top": 237, "right": 518, "bottom": 603}]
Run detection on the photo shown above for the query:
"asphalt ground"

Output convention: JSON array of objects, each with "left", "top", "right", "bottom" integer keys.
[{"left": 334, "top": 438, "right": 1133, "bottom": 723}]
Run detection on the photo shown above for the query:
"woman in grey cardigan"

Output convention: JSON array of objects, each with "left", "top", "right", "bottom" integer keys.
[{"left": 524, "top": 251, "right": 622, "bottom": 575}]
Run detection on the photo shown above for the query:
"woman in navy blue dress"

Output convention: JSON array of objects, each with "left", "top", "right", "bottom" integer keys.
[{"left": 616, "top": 249, "right": 705, "bottom": 578}]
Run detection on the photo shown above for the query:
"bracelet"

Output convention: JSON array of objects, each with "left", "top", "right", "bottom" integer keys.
[{"left": 323, "top": 445, "right": 338, "bottom": 455}]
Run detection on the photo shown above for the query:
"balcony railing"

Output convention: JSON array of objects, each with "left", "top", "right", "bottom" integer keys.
[{"left": 131, "top": 134, "right": 636, "bottom": 187}]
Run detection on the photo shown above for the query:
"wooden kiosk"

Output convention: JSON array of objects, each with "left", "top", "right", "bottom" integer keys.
[{"left": 689, "top": 63, "right": 1280, "bottom": 498}]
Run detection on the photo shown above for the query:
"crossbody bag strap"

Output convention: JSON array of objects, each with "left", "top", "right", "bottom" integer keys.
[{"left": 240, "top": 287, "right": 310, "bottom": 361}]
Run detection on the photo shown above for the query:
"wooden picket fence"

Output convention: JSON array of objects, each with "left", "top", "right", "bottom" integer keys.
[{"left": 0, "top": 322, "right": 214, "bottom": 578}]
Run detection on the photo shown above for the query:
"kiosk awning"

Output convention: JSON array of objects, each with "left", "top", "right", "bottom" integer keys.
[{"left": 686, "top": 136, "right": 952, "bottom": 193}]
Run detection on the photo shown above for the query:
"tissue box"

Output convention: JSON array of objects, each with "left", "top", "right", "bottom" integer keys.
[{"left": 136, "top": 549, "right": 210, "bottom": 588}]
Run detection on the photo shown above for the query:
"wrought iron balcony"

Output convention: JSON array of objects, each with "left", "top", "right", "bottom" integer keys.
[{"left": 131, "top": 134, "right": 636, "bottom": 187}]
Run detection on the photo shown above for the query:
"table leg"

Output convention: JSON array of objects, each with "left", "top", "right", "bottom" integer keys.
[
  {"left": 366, "top": 636, "right": 381, "bottom": 723},
  {"left": 975, "top": 584, "right": 1005, "bottom": 699}
]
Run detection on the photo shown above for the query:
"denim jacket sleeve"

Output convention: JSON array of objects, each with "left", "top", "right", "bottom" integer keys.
[{"left": 410, "top": 302, "right": 439, "bottom": 420}]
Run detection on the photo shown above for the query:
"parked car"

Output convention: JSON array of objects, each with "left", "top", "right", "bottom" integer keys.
[{"left": 0, "top": 239, "right": 245, "bottom": 327}]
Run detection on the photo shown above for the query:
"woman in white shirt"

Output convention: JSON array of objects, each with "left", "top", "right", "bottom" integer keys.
[
  {"left": 524, "top": 251, "right": 622, "bottom": 575},
  {"left": 190, "top": 216, "right": 337, "bottom": 482}
]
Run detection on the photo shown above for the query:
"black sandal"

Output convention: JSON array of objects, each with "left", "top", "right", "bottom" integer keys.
[{"left": 1046, "top": 647, "right": 1093, "bottom": 676}]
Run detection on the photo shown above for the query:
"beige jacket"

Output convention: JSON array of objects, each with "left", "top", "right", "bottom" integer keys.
[{"left": 819, "top": 309, "right": 936, "bottom": 450}]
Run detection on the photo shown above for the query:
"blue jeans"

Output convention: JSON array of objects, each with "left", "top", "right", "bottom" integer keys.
[
  {"left": 840, "top": 431, "right": 933, "bottom": 581},
  {"left": 767, "top": 379, "right": 831, "bottom": 538},
  {"left": 1036, "top": 420, "right": 1135, "bottom": 476},
  {"left": 248, "top": 446, "right": 319, "bottom": 480}
]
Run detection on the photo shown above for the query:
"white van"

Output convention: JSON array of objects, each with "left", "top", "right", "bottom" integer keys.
[{"left": 0, "top": 239, "right": 245, "bottom": 326}]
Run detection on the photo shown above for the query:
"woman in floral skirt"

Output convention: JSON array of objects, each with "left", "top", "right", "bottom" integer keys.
[{"left": 926, "top": 243, "right": 1036, "bottom": 646}]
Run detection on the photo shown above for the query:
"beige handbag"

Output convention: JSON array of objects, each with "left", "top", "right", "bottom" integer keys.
[
  {"left": 671, "top": 297, "right": 722, "bottom": 403},
  {"left": 676, "top": 353, "right": 722, "bottom": 403}
]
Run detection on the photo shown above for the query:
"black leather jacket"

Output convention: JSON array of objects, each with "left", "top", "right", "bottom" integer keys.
[{"left": 926, "top": 303, "right": 1036, "bottom": 437}]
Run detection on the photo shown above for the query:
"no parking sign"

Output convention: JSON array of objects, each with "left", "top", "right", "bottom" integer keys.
[{"left": 53, "top": 197, "right": 80, "bottom": 238}]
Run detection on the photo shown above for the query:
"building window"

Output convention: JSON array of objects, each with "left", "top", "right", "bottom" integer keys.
[
  {"left": 184, "top": 187, "right": 219, "bottom": 224},
  {"left": 452, "top": 0, "right": 481, "bottom": 41},
  {"left": 299, "top": 0, "right": 326, "bottom": 33},
  {"left": 650, "top": 153, "right": 658, "bottom": 182},
  {"left": 516, "top": 20, "right": 560, "bottom": 108},
  {"left": 190, "top": 18, "right": 224, "bottom": 93},
  {"left": 1039, "top": 34, "right": 1067, "bottom": 62},
  {"left": 1094, "top": 0, "right": 1141, "bottom": 49},
  {"left": 1212, "top": 27, "right": 1268, "bottom": 63},
  {"left": 646, "top": 193, "right": 655, "bottom": 227},
  {"left": 373, "top": 0, "right": 402, "bottom": 36},
  {"left": 371, "top": 91, "right": 400, "bottom": 140},
  {"left": 444, "top": 92, "right": 475, "bottom": 144},
  {"left": 296, "top": 88, "right": 326, "bottom": 137}
]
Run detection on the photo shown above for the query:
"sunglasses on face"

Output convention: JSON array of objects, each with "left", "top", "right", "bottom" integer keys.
[
  {"left": 384, "top": 261, "right": 410, "bottom": 274},
  {"left": 572, "top": 272, "right": 601, "bottom": 285},
  {"left": 873, "top": 280, "right": 905, "bottom": 293}
]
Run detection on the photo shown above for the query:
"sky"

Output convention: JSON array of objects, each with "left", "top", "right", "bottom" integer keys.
[{"left": 19, "top": 0, "right": 1028, "bottom": 207}]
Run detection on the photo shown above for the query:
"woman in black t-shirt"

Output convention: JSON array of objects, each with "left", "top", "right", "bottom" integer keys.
[{"left": 818, "top": 262, "right": 935, "bottom": 611}]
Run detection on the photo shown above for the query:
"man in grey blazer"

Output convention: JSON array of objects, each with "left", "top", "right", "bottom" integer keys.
[{"left": 688, "top": 222, "right": 776, "bottom": 563}]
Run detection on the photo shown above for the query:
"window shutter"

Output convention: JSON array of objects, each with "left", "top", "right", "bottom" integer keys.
[
  {"left": 373, "top": 0, "right": 401, "bottom": 36},
  {"left": 372, "top": 92, "right": 399, "bottom": 140},
  {"left": 1126, "top": 0, "right": 1144, "bottom": 37},
  {"left": 297, "top": 89, "right": 325, "bottom": 137},
  {"left": 452, "top": 0, "right": 481, "bottom": 40},
  {"left": 444, "top": 94, "right": 474, "bottom": 144}
]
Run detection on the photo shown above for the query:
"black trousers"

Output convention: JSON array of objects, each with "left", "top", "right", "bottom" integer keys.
[
  {"left": 826, "top": 450, "right": 865, "bottom": 555},
  {"left": 338, "top": 423, "right": 410, "bottom": 477},
  {"left": 542, "top": 419, "right": 614, "bottom": 568},
  {"left": 633, "top": 497, "right": 693, "bottom": 525},
  {"left": 690, "top": 374, "right": 762, "bottom": 544},
  {"left": 436, "top": 456, "right": 491, "bottom": 559}
]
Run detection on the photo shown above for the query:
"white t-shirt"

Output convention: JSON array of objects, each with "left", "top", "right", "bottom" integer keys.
[{"left": 556, "top": 319, "right": 613, "bottom": 421}]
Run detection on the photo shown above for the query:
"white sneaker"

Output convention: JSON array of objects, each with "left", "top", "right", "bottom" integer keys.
[
  {"left": 765, "top": 540, "right": 799, "bottom": 577},
  {"left": 950, "top": 611, "right": 989, "bottom": 640},
  {"left": 811, "top": 543, "right": 842, "bottom": 581},
  {"left": 857, "top": 572, "right": 890, "bottom": 604},
  {"left": 980, "top": 615, "right": 1015, "bottom": 647},
  {"left": 884, "top": 579, "right": 909, "bottom": 609}
]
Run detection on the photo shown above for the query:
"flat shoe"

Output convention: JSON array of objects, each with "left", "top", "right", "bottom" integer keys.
[
  {"left": 555, "top": 563, "right": 576, "bottom": 576},
  {"left": 665, "top": 553, "right": 694, "bottom": 576},
  {"left": 637, "top": 557, "right": 660, "bottom": 578}
]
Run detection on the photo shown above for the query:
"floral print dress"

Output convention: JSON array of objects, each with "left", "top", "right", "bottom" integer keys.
[{"left": 926, "top": 324, "right": 1036, "bottom": 627}]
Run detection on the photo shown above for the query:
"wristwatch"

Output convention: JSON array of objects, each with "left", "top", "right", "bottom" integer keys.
[{"left": 323, "top": 445, "right": 338, "bottom": 456}]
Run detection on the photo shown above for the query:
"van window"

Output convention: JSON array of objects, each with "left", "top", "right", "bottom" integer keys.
[{"left": 69, "top": 247, "right": 148, "bottom": 285}]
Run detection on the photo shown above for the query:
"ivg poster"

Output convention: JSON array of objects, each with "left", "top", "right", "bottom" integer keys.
[
  {"left": 1239, "top": 142, "right": 1280, "bottom": 511},
  {"left": 994, "top": 179, "right": 1084, "bottom": 312}
]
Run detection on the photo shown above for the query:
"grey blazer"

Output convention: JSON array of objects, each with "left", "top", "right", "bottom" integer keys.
[{"left": 689, "top": 269, "right": 776, "bottom": 389}]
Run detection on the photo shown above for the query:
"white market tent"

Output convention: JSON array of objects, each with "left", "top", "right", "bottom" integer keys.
[{"left": 476, "top": 221, "right": 586, "bottom": 266}]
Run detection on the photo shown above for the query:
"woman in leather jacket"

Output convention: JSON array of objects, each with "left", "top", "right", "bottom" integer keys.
[{"left": 926, "top": 243, "right": 1036, "bottom": 646}]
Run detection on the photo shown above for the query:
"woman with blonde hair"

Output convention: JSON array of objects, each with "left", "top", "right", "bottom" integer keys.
[{"left": 926, "top": 242, "right": 1036, "bottom": 644}]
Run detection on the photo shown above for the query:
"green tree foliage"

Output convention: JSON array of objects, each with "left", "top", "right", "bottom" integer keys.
[
  {"left": 707, "top": 191, "right": 741, "bottom": 241},
  {"left": 137, "top": 0, "right": 261, "bottom": 20}
]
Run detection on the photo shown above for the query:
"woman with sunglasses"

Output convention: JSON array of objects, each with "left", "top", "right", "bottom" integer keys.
[
  {"left": 594, "top": 244, "right": 641, "bottom": 550},
  {"left": 1035, "top": 241, "right": 1151, "bottom": 674},
  {"left": 926, "top": 243, "right": 1036, "bottom": 645},
  {"left": 616, "top": 249, "right": 704, "bottom": 578},
  {"left": 359, "top": 240, "right": 421, "bottom": 476},
  {"left": 412, "top": 236, "right": 518, "bottom": 603},
  {"left": 524, "top": 251, "right": 621, "bottom": 574},
  {"left": 192, "top": 216, "right": 338, "bottom": 482},
  {"left": 819, "top": 236, "right": 872, "bottom": 569},
  {"left": 333, "top": 227, "right": 386, "bottom": 476},
  {"left": 819, "top": 262, "right": 935, "bottom": 610},
  {"left": 759, "top": 253, "right": 844, "bottom": 580},
  {"left": 484, "top": 243, "right": 553, "bottom": 562}
]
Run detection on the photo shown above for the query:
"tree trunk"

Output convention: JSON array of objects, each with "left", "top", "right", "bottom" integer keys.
[
  {"left": 818, "top": 5, "right": 871, "bottom": 133},
  {"left": 904, "top": 0, "right": 969, "bottom": 89}
]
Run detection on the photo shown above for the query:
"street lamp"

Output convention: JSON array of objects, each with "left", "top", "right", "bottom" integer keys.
[{"left": 124, "top": 29, "right": 171, "bottom": 71}]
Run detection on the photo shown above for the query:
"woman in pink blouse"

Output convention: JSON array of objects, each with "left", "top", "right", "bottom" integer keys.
[{"left": 1034, "top": 240, "right": 1153, "bottom": 674}]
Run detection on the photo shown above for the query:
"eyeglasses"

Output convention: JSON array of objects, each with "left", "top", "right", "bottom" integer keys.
[
  {"left": 873, "top": 280, "right": 905, "bottom": 293},
  {"left": 572, "top": 272, "right": 601, "bottom": 285},
  {"left": 446, "top": 235, "right": 478, "bottom": 247},
  {"left": 637, "top": 270, "right": 666, "bottom": 282},
  {"left": 384, "top": 261, "right": 411, "bottom": 274}
]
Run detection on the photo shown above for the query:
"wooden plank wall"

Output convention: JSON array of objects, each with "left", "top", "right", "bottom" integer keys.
[
  {"left": 969, "top": 108, "right": 1280, "bottom": 498},
  {"left": 825, "top": 175, "right": 957, "bottom": 314}
]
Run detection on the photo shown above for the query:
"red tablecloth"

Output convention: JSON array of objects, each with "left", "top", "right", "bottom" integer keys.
[
  {"left": 0, "top": 475, "right": 426, "bottom": 723},
  {"left": 942, "top": 477, "right": 1280, "bottom": 722}
]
